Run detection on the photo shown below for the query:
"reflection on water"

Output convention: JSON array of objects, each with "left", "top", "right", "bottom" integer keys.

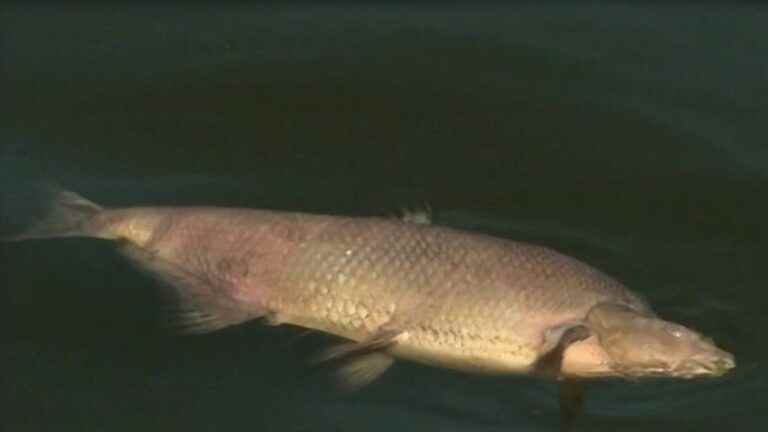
[{"left": 2, "top": 2, "right": 767, "bottom": 431}]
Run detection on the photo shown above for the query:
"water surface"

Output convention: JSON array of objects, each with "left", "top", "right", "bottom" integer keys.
[{"left": 2, "top": 3, "right": 766, "bottom": 431}]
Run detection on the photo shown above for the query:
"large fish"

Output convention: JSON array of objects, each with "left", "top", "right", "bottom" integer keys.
[{"left": 3, "top": 186, "right": 735, "bottom": 428}]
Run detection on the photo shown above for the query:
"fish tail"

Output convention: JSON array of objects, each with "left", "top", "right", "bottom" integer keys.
[{"left": 1, "top": 183, "right": 104, "bottom": 241}]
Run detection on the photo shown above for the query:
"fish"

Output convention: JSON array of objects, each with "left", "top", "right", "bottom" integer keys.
[{"left": 2, "top": 185, "right": 735, "bottom": 429}]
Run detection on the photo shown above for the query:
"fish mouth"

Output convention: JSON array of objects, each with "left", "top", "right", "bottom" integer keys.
[
  {"left": 683, "top": 350, "right": 736, "bottom": 377},
  {"left": 612, "top": 350, "right": 736, "bottom": 379},
  {"left": 672, "top": 349, "right": 736, "bottom": 378}
]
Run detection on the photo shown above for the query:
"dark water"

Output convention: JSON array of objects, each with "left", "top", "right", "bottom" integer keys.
[{"left": 2, "top": 3, "right": 766, "bottom": 431}]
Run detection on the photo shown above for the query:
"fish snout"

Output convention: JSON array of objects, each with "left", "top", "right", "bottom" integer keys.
[{"left": 676, "top": 346, "right": 736, "bottom": 378}]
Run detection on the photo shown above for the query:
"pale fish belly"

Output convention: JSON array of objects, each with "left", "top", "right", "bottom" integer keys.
[
  {"left": 390, "top": 323, "right": 540, "bottom": 374},
  {"left": 269, "top": 284, "right": 540, "bottom": 374}
]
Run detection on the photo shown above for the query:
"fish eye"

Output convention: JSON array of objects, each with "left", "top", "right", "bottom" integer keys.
[{"left": 664, "top": 326, "right": 685, "bottom": 338}]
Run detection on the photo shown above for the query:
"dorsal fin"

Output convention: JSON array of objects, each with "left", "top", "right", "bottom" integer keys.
[{"left": 399, "top": 205, "right": 432, "bottom": 225}]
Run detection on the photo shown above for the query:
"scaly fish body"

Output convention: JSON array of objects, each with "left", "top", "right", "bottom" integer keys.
[
  {"left": 92, "top": 205, "right": 644, "bottom": 377},
  {"left": 3, "top": 186, "right": 735, "bottom": 427}
]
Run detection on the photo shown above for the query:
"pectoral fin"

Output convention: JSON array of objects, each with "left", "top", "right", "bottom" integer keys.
[
  {"left": 559, "top": 379, "right": 585, "bottom": 432},
  {"left": 532, "top": 324, "right": 590, "bottom": 431},
  {"left": 533, "top": 324, "right": 591, "bottom": 379}
]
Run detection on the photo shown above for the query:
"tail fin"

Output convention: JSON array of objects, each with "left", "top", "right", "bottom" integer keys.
[{"left": 1, "top": 184, "right": 103, "bottom": 241}]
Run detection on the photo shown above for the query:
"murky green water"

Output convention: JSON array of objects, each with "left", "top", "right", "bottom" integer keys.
[{"left": 2, "top": 3, "right": 766, "bottom": 431}]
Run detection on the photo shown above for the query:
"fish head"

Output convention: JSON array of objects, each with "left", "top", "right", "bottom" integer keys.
[{"left": 586, "top": 303, "right": 735, "bottom": 379}]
